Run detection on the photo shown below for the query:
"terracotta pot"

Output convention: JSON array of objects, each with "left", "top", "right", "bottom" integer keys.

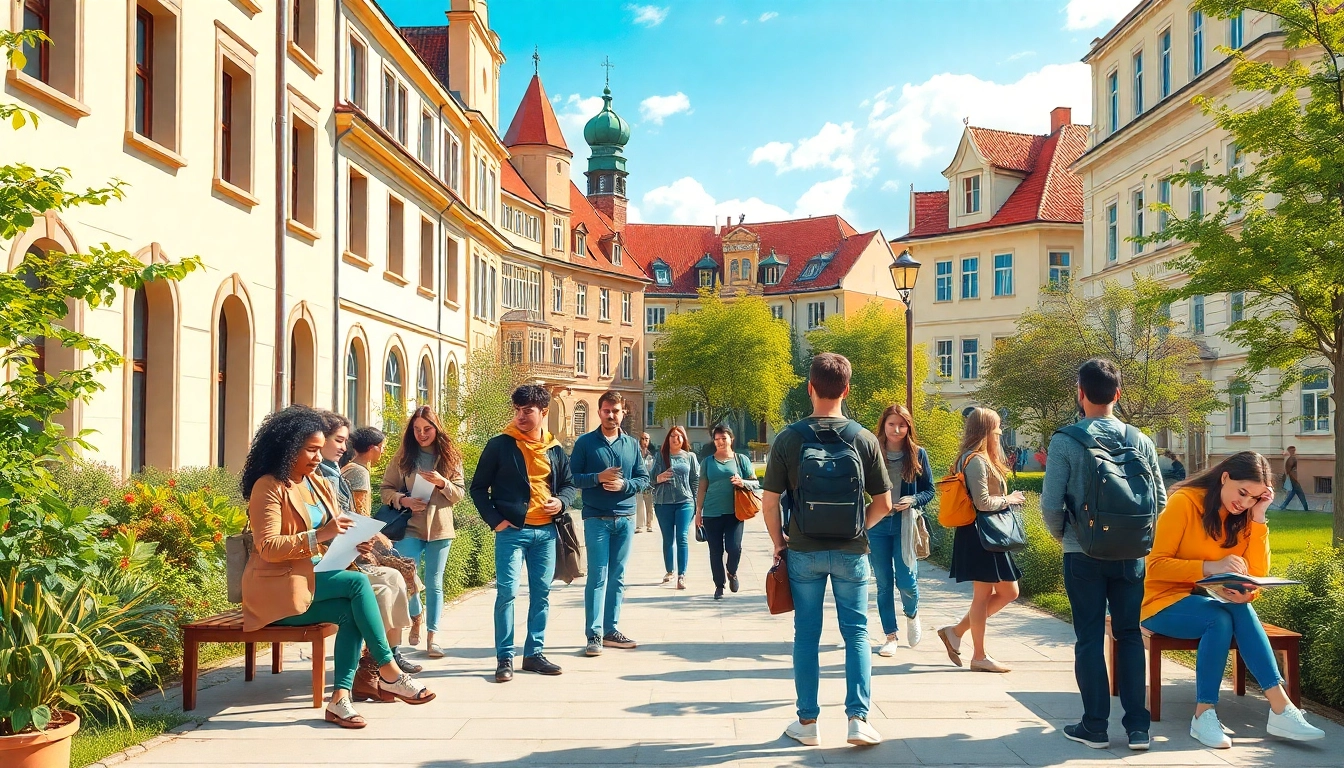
[{"left": 0, "top": 712, "right": 80, "bottom": 768}]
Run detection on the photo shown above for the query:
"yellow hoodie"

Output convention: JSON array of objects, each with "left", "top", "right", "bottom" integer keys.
[{"left": 503, "top": 424, "right": 561, "bottom": 525}]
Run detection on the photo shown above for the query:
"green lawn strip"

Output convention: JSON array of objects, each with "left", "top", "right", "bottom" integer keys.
[{"left": 70, "top": 712, "right": 193, "bottom": 768}]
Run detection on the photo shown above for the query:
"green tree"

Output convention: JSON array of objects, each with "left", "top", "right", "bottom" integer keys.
[
  {"left": 651, "top": 290, "right": 798, "bottom": 428},
  {"left": 0, "top": 30, "right": 201, "bottom": 585},
  {"left": 980, "top": 280, "right": 1219, "bottom": 445},
  {"left": 1142, "top": 1, "right": 1344, "bottom": 540}
]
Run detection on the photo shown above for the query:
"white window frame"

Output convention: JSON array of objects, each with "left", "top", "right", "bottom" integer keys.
[
  {"left": 935, "top": 260, "right": 953, "bottom": 302},
  {"left": 1191, "top": 10, "right": 1205, "bottom": 77},
  {"left": 1159, "top": 28, "right": 1172, "bottom": 98},
  {"left": 599, "top": 287, "right": 610, "bottom": 321},
  {"left": 1132, "top": 189, "right": 1144, "bottom": 253},
  {"left": 646, "top": 306, "right": 666, "bottom": 331},
  {"left": 1132, "top": 50, "right": 1144, "bottom": 116},
  {"left": 1106, "top": 203, "right": 1118, "bottom": 263},
  {"left": 1048, "top": 251, "right": 1071, "bottom": 288},
  {"left": 935, "top": 339, "right": 953, "bottom": 379},
  {"left": 960, "top": 337, "right": 980, "bottom": 381},
  {"left": 992, "top": 253, "right": 1013, "bottom": 297},
  {"left": 963, "top": 175, "right": 981, "bottom": 214},
  {"left": 960, "top": 257, "right": 979, "bottom": 299},
  {"left": 806, "top": 301, "right": 826, "bottom": 330},
  {"left": 575, "top": 338, "right": 587, "bottom": 374},
  {"left": 1302, "top": 369, "right": 1332, "bottom": 433}
]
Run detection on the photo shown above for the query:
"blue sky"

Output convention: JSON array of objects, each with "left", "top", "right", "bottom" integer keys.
[{"left": 381, "top": 1, "right": 1136, "bottom": 237}]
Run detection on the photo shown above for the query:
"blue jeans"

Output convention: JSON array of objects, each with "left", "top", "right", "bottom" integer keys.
[
  {"left": 395, "top": 537, "right": 452, "bottom": 633},
  {"left": 866, "top": 514, "right": 919, "bottom": 636},
  {"left": 1279, "top": 484, "right": 1309, "bottom": 511},
  {"left": 494, "top": 524, "right": 557, "bottom": 660},
  {"left": 583, "top": 515, "right": 634, "bottom": 639},
  {"left": 788, "top": 549, "right": 871, "bottom": 720},
  {"left": 654, "top": 501, "right": 694, "bottom": 575},
  {"left": 1062, "top": 553, "right": 1149, "bottom": 735},
  {"left": 1142, "top": 595, "right": 1284, "bottom": 705}
]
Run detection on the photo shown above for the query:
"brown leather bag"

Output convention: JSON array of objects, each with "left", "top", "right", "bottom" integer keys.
[
  {"left": 765, "top": 552, "right": 793, "bottom": 614},
  {"left": 733, "top": 453, "right": 761, "bottom": 522},
  {"left": 553, "top": 511, "right": 585, "bottom": 584}
]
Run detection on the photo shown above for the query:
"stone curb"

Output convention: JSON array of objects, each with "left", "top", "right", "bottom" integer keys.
[{"left": 84, "top": 720, "right": 200, "bottom": 768}]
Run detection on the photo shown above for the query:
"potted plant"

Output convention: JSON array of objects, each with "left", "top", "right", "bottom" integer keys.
[{"left": 0, "top": 567, "right": 171, "bottom": 768}]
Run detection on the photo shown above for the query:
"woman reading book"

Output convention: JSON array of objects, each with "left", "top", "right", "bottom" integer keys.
[{"left": 1142, "top": 451, "right": 1323, "bottom": 748}]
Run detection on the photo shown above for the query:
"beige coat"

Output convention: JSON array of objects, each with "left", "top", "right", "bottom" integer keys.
[
  {"left": 380, "top": 457, "right": 465, "bottom": 541},
  {"left": 240, "top": 473, "right": 338, "bottom": 632}
]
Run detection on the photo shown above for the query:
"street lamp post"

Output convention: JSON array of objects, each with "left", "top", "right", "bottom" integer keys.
[{"left": 889, "top": 250, "right": 922, "bottom": 413}]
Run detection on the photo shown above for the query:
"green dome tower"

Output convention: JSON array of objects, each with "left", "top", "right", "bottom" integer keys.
[{"left": 584, "top": 85, "right": 630, "bottom": 228}]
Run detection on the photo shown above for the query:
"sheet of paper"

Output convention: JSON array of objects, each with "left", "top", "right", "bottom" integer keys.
[
  {"left": 409, "top": 473, "right": 436, "bottom": 502},
  {"left": 314, "top": 514, "right": 386, "bottom": 573}
]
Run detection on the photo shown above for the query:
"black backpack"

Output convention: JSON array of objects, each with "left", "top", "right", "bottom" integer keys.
[
  {"left": 1054, "top": 423, "right": 1158, "bottom": 560},
  {"left": 786, "top": 420, "right": 866, "bottom": 541}
]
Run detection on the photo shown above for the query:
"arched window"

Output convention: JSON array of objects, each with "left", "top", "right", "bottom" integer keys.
[
  {"left": 129, "top": 289, "right": 148, "bottom": 472},
  {"left": 384, "top": 350, "right": 403, "bottom": 408},
  {"left": 742, "top": 258, "right": 751, "bottom": 280},
  {"left": 345, "top": 341, "right": 363, "bottom": 424},
  {"left": 573, "top": 401, "right": 588, "bottom": 435},
  {"left": 289, "top": 318, "right": 316, "bottom": 406},
  {"left": 417, "top": 356, "right": 433, "bottom": 408},
  {"left": 215, "top": 293, "right": 252, "bottom": 470}
]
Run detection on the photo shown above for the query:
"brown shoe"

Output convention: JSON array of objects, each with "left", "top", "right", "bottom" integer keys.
[
  {"left": 937, "top": 626, "right": 963, "bottom": 668},
  {"left": 324, "top": 696, "right": 366, "bottom": 729},
  {"left": 409, "top": 613, "right": 423, "bottom": 647},
  {"left": 970, "top": 656, "right": 1012, "bottom": 673},
  {"left": 352, "top": 652, "right": 394, "bottom": 702}
]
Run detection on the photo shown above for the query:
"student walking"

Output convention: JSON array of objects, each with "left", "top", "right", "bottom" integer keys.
[
  {"left": 652, "top": 426, "right": 699, "bottom": 589},
  {"left": 1278, "top": 446, "right": 1309, "bottom": 511},
  {"left": 695, "top": 423, "right": 760, "bottom": 600},
  {"left": 868, "top": 404, "right": 934, "bottom": 656},
  {"left": 1143, "top": 452, "right": 1324, "bottom": 746},
  {"left": 636, "top": 433, "right": 656, "bottom": 533},
  {"left": 764, "top": 353, "right": 892, "bottom": 748},
  {"left": 937, "top": 407, "right": 1025, "bottom": 674},
  {"left": 570, "top": 391, "right": 651, "bottom": 656},
  {"left": 1041, "top": 359, "right": 1162, "bottom": 751},
  {"left": 470, "top": 385, "right": 578, "bottom": 682}
]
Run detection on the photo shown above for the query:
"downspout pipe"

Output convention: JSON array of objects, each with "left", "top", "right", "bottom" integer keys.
[
  {"left": 436, "top": 102, "right": 448, "bottom": 399},
  {"left": 332, "top": 10, "right": 350, "bottom": 413},
  {"left": 273, "top": 0, "right": 290, "bottom": 411}
]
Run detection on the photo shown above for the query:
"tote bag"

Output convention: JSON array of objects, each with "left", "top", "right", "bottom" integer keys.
[
  {"left": 225, "top": 529, "right": 253, "bottom": 603},
  {"left": 733, "top": 454, "right": 762, "bottom": 522},
  {"left": 765, "top": 552, "right": 794, "bottom": 614}
]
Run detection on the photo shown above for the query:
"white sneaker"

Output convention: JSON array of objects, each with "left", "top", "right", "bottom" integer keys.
[
  {"left": 905, "top": 614, "right": 923, "bottom": 648},
  {"left": 877, "top": 632, "right": 899, "bottom": 657},
  {"left": 785, "top": 719, "right": 820, "bottom": 746},
  {"left": 1190, "top": 709, "right": 1232, "bottom": 749},
  {"left": 847, "top": 716, "right": 882, "bottom": 746},
  {"left": 1267, "top": 703, "right": 1325, "bottom": 741}
]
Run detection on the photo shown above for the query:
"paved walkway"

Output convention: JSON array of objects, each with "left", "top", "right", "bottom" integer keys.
[{"left": 124, "top": 519, "right": 1341, "bottom": 767}]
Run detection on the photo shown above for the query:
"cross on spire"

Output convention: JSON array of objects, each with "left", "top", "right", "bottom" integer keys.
[
  {"left": 601, "top": 56, "right": 615, "bottom": 87},
  {"left": 532, "top": 46, "right": 540, "bottom": 75}
]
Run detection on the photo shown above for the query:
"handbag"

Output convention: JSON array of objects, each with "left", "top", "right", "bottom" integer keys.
[
  {"left": 975, "top": 505, "right": 1027, "bottom": 553},
  {"left": 913, "top": 512, "right": 932, "bottom": 560},
  {"left": 765, "top": 552, "right": 794, "bottom": 614},
  {"left": 373, "top": 539, "right": 419, "bottom": 589},
  {"left": 733, "top": 454, "right": 761, "bottom": 522},
  {"left": 695, "top": 524, "right": 706, "bottom": 542},
  {"left": 553, "top": 511, "right": 586, "bottom": 584},
  {"left": 373, "top": 503, "right": 413, "bottom": 541},
  {"left": 225, "top": 528, "right": 253, "bottom": 603}
]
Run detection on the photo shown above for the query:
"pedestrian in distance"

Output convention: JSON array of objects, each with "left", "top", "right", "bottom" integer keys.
[
  {"left": 651, "top": 425, "right": 699, "bottom": 589},
  {"left": 1143, "top": 451, "right": 1324, "bottom": 747},
  {"left": 1162, "top": 450, "right": 1187, "bottom": 485},
  {"left": 695, "top": 423, "right": 760, "bottom": 600},
  {"left": 1041, "top": 359, "right": 1162, "bottom": 751},
  {"left": 636, "top": 432, "right": 656, "bottom": 533},
  {"left": 868, "top": 404, "right": 934, "bottom": 657},
  {"left": 470, "top": 385, "right": 578, "bottom": 682},
  {"left": 764, "top": 352, "right": 892, "bottom": 748},
  {"left": 570, "top": 391, "right": 651, "bottom": 656},
  {"left": 1277, "top": 446, "right": 1309, "bottom": 511},
  {"left": 937, "top": 407, "right": 1024, "bottom": 674}
]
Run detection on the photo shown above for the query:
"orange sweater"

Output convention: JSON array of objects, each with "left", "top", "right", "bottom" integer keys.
[{"left": 1141, "top": 486, "right": 1271, "bottom": 621}]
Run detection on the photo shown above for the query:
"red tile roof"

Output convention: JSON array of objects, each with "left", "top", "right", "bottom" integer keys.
[
  {"left": 620, "top": 216, "right": 878, "bottom": 296},
  {"left": 398, "top": 27, "right": 450, "bottom": 88},
  {"left": 501, "top": 160, "right": 543, "bottom": 207},
  {"left": 503, "top": 75, "right": 570, "bottom": 152},
  {"left": 566, "top": 183, "right": 651, "bottom": 283},
  {"left": 897, "top": 124, "right": 1089, "bottom": 241}
]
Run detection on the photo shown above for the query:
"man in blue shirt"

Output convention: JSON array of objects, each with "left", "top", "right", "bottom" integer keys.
[{"left": 570, "top": 391, "right": 650, "bottom": 656}]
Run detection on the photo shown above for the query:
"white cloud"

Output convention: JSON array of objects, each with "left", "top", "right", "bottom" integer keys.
[
  {"left": 715, "top": 15, "right": 725, "bottom": 24},
  {"left": 749, "top": 141, "right": 793, "bottom": 168},
  {"left": 640, "top": 176, "right": 853, "bottom": 225},
  {"left": 750, "top": 122, "right": 866, "bottom": 176},
  {"left": 552, "top": 93, "right": 603, "bottom": 176},
  {"left": 1004, "top": 50, "right": 1037, "bottom": 63},
  {"left": 626, "top": 3, "right": 669, "bottom": 27},
  {"left": 639, "top": 92, "right": 692, "bottom": 124},
  {"left": 793, "top": 176, "right": 854, "bottom": 218},
  {"left": 1063, "top": 0, "right": 1131, "bottom": 31},
  {"left": 881, "top": 180, "right": 904, "bottom": 193},
  {"left": 759, "top": 11, "right": 778, "bottom": 22}
]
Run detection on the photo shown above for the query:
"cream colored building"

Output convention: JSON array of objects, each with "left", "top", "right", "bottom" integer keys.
[
  {"left": 894, "top": 108, "right": 1088, "bottom": 432},
  {"left": 1075, "top": 1, "right": 1334, "bottom": 496}
]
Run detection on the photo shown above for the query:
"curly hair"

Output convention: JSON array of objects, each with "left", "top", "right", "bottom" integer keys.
[{"left": 241, "top": 405, "right": 328, "bottom": 500}]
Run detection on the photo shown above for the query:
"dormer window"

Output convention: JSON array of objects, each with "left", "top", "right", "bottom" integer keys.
[
  {"left": 653, "top": 263, "right": 671, "bottom": 286},
  {"left": 612, "top": 242, "right": 622, "bottom": 266},
  {"left": 798, "top": 254, "right": 832, "bottom": 282},
  {"left": 759, "top": 248, "right": 788, "bottom": 286},
  {"left": 694, "top": 253, "right": 719, "bottom": 289},
  {"left": 698, "top": 270, "right": 715, "bottom": 288},
  {"left": 575, "top": 232, "right": 586, "bottom": 256},
  {"left": 763, "top": 266, "right": 782, "bottom": 285},
  {"left": 963, "top": 175, "right": 981, "bottom": 214}
]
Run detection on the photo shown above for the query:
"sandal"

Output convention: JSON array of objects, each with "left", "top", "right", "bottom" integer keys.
[
  {"left": 676, "top": 575, "right": 686, "bottom": 591},
  {"left": 662, "top": 572, "right": 673, "bottom": 584},
  {"left": 408, "top": 614, "right": 423, "bottom": 647},
  {"left": 427, "top": 642, "right": 445, "bottom": 659},
  {"left": 379, "top": 671, "right": 436, "bottom": 705},
  {"left": 325, "top": 696, "right": 367, "bottom": 728}
]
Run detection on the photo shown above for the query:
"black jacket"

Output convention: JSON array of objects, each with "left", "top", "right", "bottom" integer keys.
[{"left": 470, "top": 433, "right": 578, "bottom": 530}]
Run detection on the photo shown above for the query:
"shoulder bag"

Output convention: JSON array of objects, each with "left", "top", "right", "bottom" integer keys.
[
  {"left": 373, "top": 503, "right": 413, "bottom": 541},
  {"left": 765, "top": 551, "right": 794, "bottom": 614},
  {"left": 553, "top": 511, "right": 586, "bottom": 584},
  {"left": 971, "top": 459, "right": 1026, "bottom": 553},
  {"left": 733, "top": 453, "right": 762, "bottom": 522},
  {"left": 936, "top": 452, "right": 980, "bottom": 528},
  {"left": 913, "top": 512, "right": 932, "bottom": 560},
  {"left": 225, "top": 527, "right": 253, "bottom": 603}
]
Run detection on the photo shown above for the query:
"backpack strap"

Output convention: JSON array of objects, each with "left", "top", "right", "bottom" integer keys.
[{"left": 1056, "top": 423, "right": 1099, "bottom": 450}]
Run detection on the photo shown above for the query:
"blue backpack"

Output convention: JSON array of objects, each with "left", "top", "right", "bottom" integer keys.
[{"left": 785, "top": 420, "right": 867, "bottom": 541}]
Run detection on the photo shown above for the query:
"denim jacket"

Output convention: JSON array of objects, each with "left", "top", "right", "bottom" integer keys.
[{"left": 651, "top": 451, "right": 700, "bottom": 506}]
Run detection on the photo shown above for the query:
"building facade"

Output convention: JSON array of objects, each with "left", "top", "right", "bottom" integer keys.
[
  {"left": 1074, "top": 1, "right": 1334, "bottom": 499},
  {"left": 895, "top": 108, "right": 1088, "bottom": 423}
]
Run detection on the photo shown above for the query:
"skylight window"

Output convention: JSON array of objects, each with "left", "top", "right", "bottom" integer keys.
[
  {"left": 653, "top": 264, "right": 671, "bottom": 286},
  {"left": 797, "top": 254, "right": 832, "bottom": 282}
]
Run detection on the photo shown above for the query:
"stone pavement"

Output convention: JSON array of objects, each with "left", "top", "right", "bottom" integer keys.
[{"left": 123, "top": 519, "right": 1342, "bottom": 767}]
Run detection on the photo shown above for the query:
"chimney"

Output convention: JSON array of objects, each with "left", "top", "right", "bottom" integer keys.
[
  {"left": 1050, "top": 107, "right": 1072, "bottom": 134},
  {"left": 713, "top": 216, "right": 721, "bottom": 236}
]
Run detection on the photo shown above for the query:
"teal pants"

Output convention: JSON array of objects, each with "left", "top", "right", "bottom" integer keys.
[{"left": 274, "top": 570, "right": 393, "bottom": 692}]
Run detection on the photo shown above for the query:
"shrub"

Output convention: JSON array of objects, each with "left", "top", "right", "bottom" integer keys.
[
  {"left": 1254, "top": 545, "right": 1344, "bottom": 711},
  {"left": 1014, "top": 499, "right": 1064, "bottom": 599}
]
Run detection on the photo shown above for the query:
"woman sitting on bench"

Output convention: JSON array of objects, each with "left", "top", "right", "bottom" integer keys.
[
  {"left": 1142, "top": 451, "right": 1322, "bottom": 748},
  {"left": 240, "top": 405, "right": 435, "bottom": 729}
]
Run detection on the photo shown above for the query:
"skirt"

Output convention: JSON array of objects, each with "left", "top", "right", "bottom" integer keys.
[{"left": 949, "top": 523, "right": 1021, "bottom": 584}]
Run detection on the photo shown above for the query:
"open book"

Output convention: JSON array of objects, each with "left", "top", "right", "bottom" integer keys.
[{"left": 1197, "top": 573, "right": 1301, "bottom": 593}]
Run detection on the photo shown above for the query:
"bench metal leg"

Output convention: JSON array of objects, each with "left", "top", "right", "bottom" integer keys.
[
  {"left": 1148, "top": 646, "right": 1163, "bottom": 722},
  {"left": 311, "top": 635, "right": 326, "bottom": 708},
  {"left": 182, "top": 634, "right": 199, "bottom": 712},
  {"left": 244, "top": 642, "right": 256, "bottom": 682},
  {"left": 272, "top": 642, "right": 283, "bottom": 674}
]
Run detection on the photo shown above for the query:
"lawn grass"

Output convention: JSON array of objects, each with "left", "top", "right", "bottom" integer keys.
[
  {"left": 70, "top": 712, "right": 193, "bottom": 768},
  {"left": 1265, "top": 510, "right": 1333, "bottom": 564}
]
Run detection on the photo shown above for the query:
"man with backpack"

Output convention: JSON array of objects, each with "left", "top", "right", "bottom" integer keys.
[
  {"left": 763, "top": 353, "right": 892, "bottom": 748},
  {"left": 1042, "top": 359, "right": 1165, "bottom": 751}
]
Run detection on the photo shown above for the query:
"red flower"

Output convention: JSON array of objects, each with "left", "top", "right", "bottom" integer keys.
[
  {"left": 167, "top": 479, "right": 177, "bottom": 488},
  {"left": 151, "top": 505, "right": 162, "bottom": 515},
  {"left": 100, "top": 528, "right": 111, "bottom": 538},
  {"left": 118, "top": 557, "right": 129, "bottom": 570},
  {"left": 123, "top": 493, "right": 136, "bottom": 504},
  {"left": 99, "top": 498, "right": 110, "bottom": 506},
  {"left": 212, "top": 532, "right": 223, "bottom": 543}
]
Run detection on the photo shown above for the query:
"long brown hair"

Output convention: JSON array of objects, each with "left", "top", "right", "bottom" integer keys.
[
  {"left": 957, "top": 407, "right": 1009, "bottom": 477},
  {"left": 876, "top": 404, "right": 923, "bottom": 484},
  {"left": 1172, "top": 451, "right": 1272, "bottom": 548},
  {"left": 661, "top": 425, "right": 690, "bottom": 466},
  {"left": 395, "top": 406, "right": 463, "bottom": 479}
]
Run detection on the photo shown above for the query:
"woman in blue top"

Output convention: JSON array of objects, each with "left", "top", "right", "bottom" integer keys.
[
  {"left": 695, "top": 424, "right": 760, "bottom": 600},
  {"left": 651, "top": 426, "right": 699, "bottom": 590},
  {"left": 869, "top": 404, "right": 935, "bottom": 657}
]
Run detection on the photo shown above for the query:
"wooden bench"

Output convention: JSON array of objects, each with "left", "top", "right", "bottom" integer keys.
[
  {"left": 1105, "top": 616, "right": 1301, "bottom": 721},
  {"left": 180, "top": 610, "right": 338, "bottom": 712}
]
